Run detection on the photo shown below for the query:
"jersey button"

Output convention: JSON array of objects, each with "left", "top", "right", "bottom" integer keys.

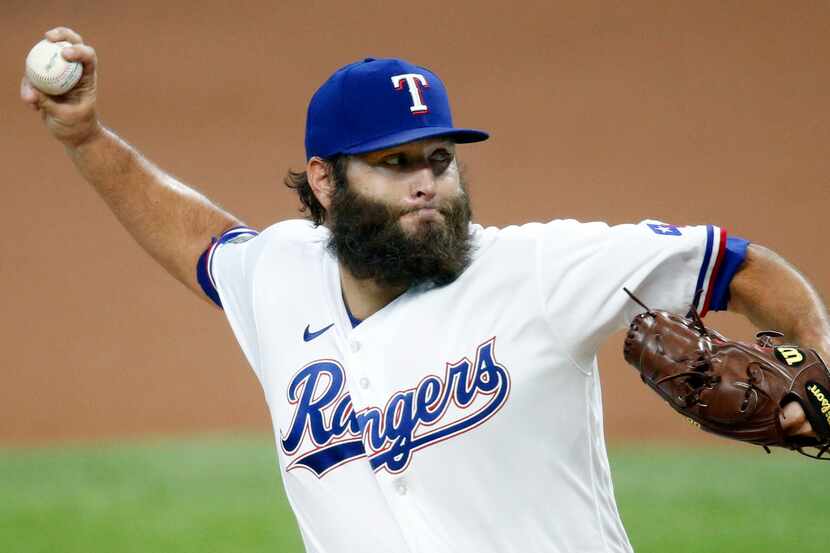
[
  {"left": 394, "top": 479, "right": 407, "bottom": 496},
  {"left": 359, "top": 377, "right": 370, "bottom": 389},
  {"left": 350, "top": 340, "right": 361, "bottom": 353}
]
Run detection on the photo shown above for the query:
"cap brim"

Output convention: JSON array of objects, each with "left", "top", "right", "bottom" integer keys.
[{"left": 341, "top": 127, "right": 489, "bottom": 155}]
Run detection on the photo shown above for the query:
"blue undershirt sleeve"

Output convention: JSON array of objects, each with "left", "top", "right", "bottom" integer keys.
[
  {"left": 196, "top": 226, "right": 260, "bottom": 308},
  {"left": 707, "top": 235, "right": 750, "bottom": 312}
]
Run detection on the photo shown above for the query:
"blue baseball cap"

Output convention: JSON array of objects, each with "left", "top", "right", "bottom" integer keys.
[{"left": 305, "top": 57, "right": 489, "bottom": 160}]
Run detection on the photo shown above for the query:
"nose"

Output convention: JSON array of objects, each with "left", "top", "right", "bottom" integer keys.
[{"left": 410, "top": 166, "right": 436, "bottom": 201}]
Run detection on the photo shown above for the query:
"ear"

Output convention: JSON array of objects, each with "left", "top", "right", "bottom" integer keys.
[{"left": 307, "top": 157, "right": 337, "bottom": 212}]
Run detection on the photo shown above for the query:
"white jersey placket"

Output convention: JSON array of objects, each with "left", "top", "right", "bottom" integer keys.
[{"left": 322, "top": 252, "right": 424, "bottom": 552}]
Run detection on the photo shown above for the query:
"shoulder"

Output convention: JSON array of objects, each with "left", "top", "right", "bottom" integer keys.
[
  {"left": 468, "top": 218, "right": 714, "bottom": 264},
  {"left": 257, "top": 219, "right": 329, "bottom": 245},
  {"left": 211, "top": 219, "right": 328, "bottom": 278},
  {"left": 465, "top": 220, "right": 599, "bottom": 272},
  {"left": 236, "top": 219, "right": 329, "bottom": 259},
  {"left": 483, "top": 218, "right": 714, "bottom": 246},
  {"left": 469, "top": 219, "right": 612, "bottom": 251}
]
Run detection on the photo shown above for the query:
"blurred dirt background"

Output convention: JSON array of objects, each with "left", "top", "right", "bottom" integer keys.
[{"left": 1, "top": 0, "right": 828, "bottom": 445}]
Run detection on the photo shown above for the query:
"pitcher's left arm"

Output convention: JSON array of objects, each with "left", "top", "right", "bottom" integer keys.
[{"left": 728, "top": 244, "right": 830, "bottom": 436}]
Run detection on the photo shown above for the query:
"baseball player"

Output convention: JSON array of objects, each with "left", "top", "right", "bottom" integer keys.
[{"left": 22, "top": 28, "right": 826, "bottom": 553}]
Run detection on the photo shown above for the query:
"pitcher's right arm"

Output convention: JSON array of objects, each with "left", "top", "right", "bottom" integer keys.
[{"left": 20, "top": 27, "right": 244, "bottom": 304}]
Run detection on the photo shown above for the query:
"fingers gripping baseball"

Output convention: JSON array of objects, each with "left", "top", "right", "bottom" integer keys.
[
  {"left": 46, "top": 27, "right": 85, "bottom": 45},
  {"left": 21, "top": 27, "right": 101, "bottom": 148}
]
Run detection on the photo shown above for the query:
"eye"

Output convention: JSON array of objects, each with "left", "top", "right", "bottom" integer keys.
[
  {"left": 429, "top": 150, "right": 454, "bottom": 172},
  {"left": 381, "top": 154, "right": 405, "bottom": 167},
  {"left": 430, "top": 149, "right": 453, "bottom": 163}
]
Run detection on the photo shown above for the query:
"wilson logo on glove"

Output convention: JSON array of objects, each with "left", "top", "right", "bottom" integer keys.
[{"left": 775, "top": 346, "right": 805, "bottom": 366}]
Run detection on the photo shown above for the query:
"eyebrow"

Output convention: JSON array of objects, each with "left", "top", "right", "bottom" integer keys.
[{"left": 368, "top": 142, "right": 454, "bottom": 161}]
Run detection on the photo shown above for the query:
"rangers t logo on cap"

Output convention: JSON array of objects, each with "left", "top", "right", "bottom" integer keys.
[{"left": 391, "top": 73, "right": 430, "bottom": 114}]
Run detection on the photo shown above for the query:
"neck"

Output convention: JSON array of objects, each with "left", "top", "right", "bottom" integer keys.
[{"left": 339, "top": 263, "right": 407, "bottom": 321}]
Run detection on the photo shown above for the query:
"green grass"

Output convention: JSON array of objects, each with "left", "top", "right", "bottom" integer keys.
[
  {"left": 0, "top": 436, "right": 827, "bottom": 552},
  {"left": 612, "top": 444, "right": 830, "bottom": 553},
  {"left": 0, "top": 435, "right": 303, "bottom": 553}
]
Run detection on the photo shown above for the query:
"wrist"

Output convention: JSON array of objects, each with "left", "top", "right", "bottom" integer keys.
[
  {"left": 64, "top": 120, "right": 105, "bottom": 153},
  {"left": 795, "top": 332, "right": 830, "bottom": 359},
  {"left": 816, "top": 341, "right": 830, "bottom": 363}
]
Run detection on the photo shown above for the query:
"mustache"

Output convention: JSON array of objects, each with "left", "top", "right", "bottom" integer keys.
[{"left": 396, "top": 197, "right": 466, "bottom": 218}]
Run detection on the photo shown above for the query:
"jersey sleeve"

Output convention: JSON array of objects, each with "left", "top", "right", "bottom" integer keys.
[
  {"left": 537, "top": 220, "right": 745, "bottom": 358},
  {"left": 197, "top": 226, "right": 263, "bottom": 376}
]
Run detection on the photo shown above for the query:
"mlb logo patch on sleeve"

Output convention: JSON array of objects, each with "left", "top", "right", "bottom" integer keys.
[{"left": 647, "top": 223, "right": 682, "bottom": 236}]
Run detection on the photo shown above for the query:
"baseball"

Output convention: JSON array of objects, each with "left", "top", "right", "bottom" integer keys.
[{"left": 25, "top": 39, "right": 83, "bottom": 95}]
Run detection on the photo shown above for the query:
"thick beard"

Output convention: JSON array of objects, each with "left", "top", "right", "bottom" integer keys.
[{"left": 327, "top": 182, "right": 473, "bottom": 289}]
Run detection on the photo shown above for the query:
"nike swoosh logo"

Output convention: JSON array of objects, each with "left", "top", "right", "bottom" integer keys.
[{"left": 303, "top": 323, "right": 334, "bottom": 342}]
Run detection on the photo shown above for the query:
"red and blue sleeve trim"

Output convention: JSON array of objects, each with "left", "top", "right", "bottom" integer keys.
[
  {"left": 707, "top": 236, "right": 750, "bottom": 312},
  {"left": 196, "top": 226, "right": 259, "bottom": 308},
  {"left": 691, "top": 226, "right": 749, "bottom": 317},
  {"left": 692, "top": 225, "right": 726, "bottom": 317}
]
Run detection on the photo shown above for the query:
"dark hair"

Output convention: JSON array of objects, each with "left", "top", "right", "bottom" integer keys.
[{"left": 284, "top": 156, "right": 349, "bottom": 226}]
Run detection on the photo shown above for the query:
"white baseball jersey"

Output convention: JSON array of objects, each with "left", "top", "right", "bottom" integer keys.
[{"left": 203, "top": 218, "right": 728, "bottom": 553}]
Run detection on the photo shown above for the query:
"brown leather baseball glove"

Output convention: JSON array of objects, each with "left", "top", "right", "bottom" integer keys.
[{"left": 622, "top": 288, "right": 830, "bottom": 459}]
